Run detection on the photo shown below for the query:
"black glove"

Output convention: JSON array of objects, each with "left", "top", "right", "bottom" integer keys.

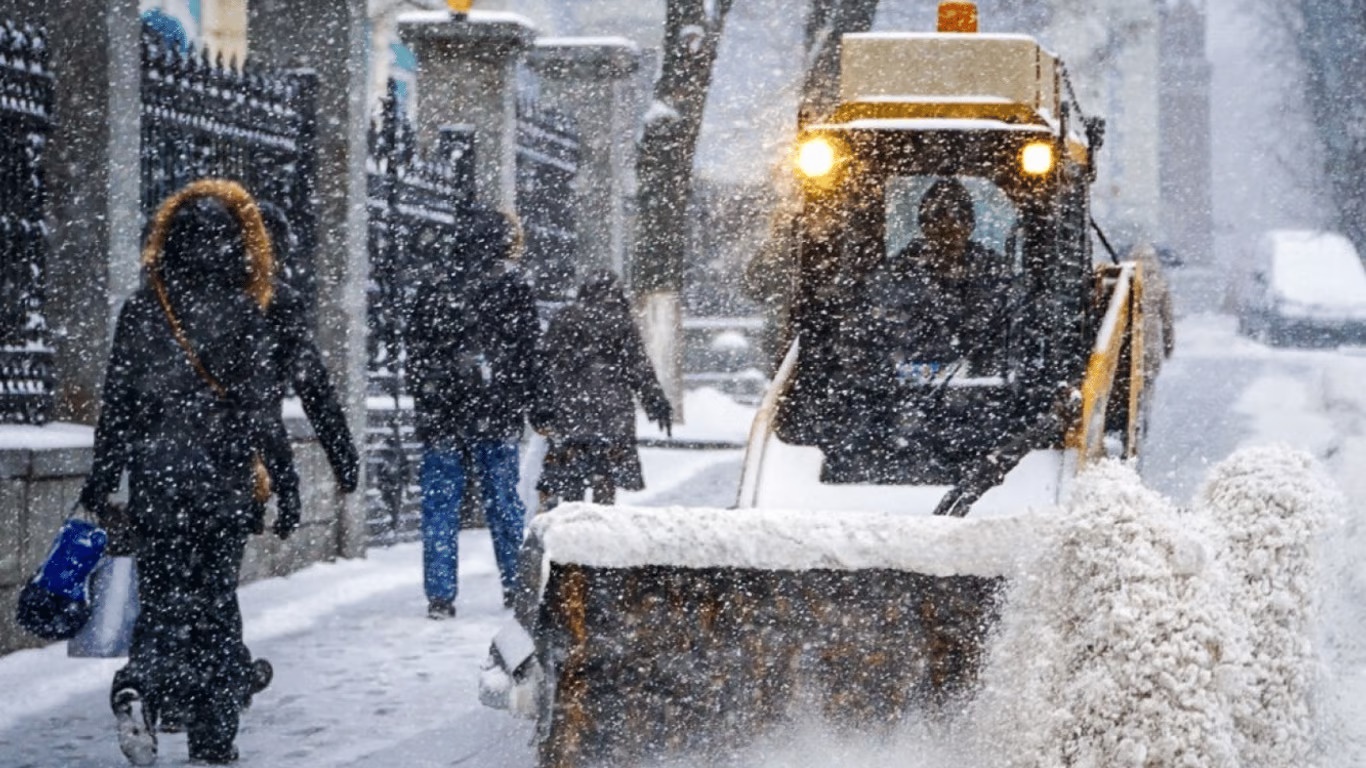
[
  {"left": 644, "top": 392, "right": 672, "bottom": 437},
  {"left": 273, "top": 488, "right": 302, "bottom": 540},
  {"left": 530, "top": 406, "right": 557, "bottom": 436},
  {"left": 78, "top": 485, "right": 109, "bottom": 523},
  {"left": 933, "top": 486, "right": 975, "bottom": 517}
]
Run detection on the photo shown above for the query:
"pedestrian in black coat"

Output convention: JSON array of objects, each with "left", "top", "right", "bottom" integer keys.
[
  {"left": 79, "top": 179, "right": 296, "bottom": 765},
  {"left": 407, "top": 210, "right": 540, "bottom": 446},
  {"left": 534, "top": 269, "right": 672, "bottom": 507},
  {"left": 405, "top": 208, "right": 540, "bottom": 618},
  {"left": 134, "top": 203, "right": 363, "bottom": 740}
]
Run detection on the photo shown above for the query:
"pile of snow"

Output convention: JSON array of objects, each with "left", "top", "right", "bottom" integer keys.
[
  {"left": 1199, "top": 447, "right": 1337, "bottom": 766},
  {"left": 971, "top": 446, "right": 1336, "bottom": 768},
  {"left": 972, "top": 460, "right": 1237, "bottom": 767}
]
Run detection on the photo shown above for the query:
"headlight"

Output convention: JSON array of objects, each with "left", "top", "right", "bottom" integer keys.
[
  {"left": 796, "top": 136, "right": 840, "bottom": 179},
  {"left": 1021, "top": 142, "right": 1054, "bottom": 175}
]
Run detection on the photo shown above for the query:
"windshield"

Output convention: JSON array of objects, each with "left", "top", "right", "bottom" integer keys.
[{"left": 885, "top": 174, "right": 1023, "bottom": 271}]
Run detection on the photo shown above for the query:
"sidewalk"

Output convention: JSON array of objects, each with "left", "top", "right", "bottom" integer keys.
[{"left": 0, "top": 446, "right": 744, "bottom": 767}]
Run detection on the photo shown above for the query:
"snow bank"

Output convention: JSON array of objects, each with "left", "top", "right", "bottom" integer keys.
[
  {"left": 0, "top": 421, "right": 91, "bottom": 450},
  {"left": 972, "top": 447, "right": 1335, "bottom": 768},
  {"left": 1197, "top": 445, "right": 1337, "bottom": 767}
]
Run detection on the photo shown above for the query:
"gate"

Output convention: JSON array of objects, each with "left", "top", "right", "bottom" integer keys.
[
  {"left": 516, "top": 99, "right": 580, "bottom": 300},
  {"left": 140, "top": 31, "right": 319, "bottom": 306},
  {"left": 0, "top": 21, "right": 54, "bottom": 424}
]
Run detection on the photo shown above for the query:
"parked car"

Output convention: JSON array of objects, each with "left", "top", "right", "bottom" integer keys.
[{"left": 1236, "top": 230, "right": 1366, "bottom": 347}]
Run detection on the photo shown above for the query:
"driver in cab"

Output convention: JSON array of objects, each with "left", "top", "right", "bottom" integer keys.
[
  {"left": 828, "top": 177, "right": 1015, "bottom": 484},
  {"left": 858, "top": 177, "right": 1012, "bottom": 385}
]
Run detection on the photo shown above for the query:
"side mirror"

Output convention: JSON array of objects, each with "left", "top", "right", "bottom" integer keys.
[{"left": 1084, "top": 117, "right": 1106, "bottom": 153}]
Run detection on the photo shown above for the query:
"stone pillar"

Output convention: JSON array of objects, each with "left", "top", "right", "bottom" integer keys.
[
  {"left": 248, "top": 0, "right": 371, "bottom": 559},
  {"left": 0, "top": 0, "right": 142, "bottom": 423},
  {"left": 398, "top": 10, "right": 535, "bottom": 211},
  {"left": 526, "top": 38, "right": 641, "bottom": 278}
]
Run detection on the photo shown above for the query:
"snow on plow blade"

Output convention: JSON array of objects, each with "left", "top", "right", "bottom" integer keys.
[{"left": 510, "top": 504, "right": 1048, "bottom": 767}]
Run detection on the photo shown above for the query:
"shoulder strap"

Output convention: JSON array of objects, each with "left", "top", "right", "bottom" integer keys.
[{"left": 150, "top": 274, "right": 227, "bottom": 399}]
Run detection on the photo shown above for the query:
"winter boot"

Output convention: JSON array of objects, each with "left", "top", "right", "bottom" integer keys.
[
  {"left": 112, "top": 687, "right": 158, "bottom": 766},
  {"left": 427, "top": 598, "right": 456, "bottom": 620},
  {"left": 157, "top": 711, "right": 185, "bottom": 734},
  {"left": 250, "top": 658, "right": 273, "bottom": 695}
]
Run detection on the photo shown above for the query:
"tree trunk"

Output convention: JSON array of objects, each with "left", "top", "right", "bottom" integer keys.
[
  {"left": 1293, "top": 0, "right": 1366, "bottom": 255},
  {"left": 632, "top": 0, "right": 734, "bottom": 419},
  {"left": 798, "top": 0, "right": 879, "bottom": 126}
]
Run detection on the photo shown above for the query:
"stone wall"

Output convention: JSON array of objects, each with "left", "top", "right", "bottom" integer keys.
[{"left": 0, "top": 418, "right": 351, "bottom": 655}]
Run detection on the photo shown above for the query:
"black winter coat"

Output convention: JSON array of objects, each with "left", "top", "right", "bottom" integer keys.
[
  {"left": 267, "top": 282, "right": 359, "bottom": 493},
  {"left": 82, "top": 287, "right": 292, "bottom": 534},
  {"left": 847, "top": 239, "right": 1014, "bottom": 381},
  {"left": 537, "top": 301, "right": 668, "bottom": 442},
  {"left": 407, "top": 262, "right": 540, "bottom": 444}
]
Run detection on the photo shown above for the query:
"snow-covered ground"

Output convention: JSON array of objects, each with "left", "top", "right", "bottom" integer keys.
[
  {"left": 0, "top": 443, "right": 743, "bottom": 767},
  {"left": 6, "top": 315, "right": 1366, "bottom": 766}
]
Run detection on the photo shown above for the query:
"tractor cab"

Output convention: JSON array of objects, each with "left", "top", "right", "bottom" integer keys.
[{"left": 772, "top": 20, "right": 1107, "bottom": 499}]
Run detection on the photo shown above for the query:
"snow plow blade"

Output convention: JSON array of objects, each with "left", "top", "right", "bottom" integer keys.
[{"left": 487, "top": 506, "right": 1048, "bottom": 767}]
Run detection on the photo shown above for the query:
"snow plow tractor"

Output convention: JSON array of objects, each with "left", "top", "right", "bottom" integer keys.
[{"left": 481, "top": 7, "right": 1171, "bottom": 767}]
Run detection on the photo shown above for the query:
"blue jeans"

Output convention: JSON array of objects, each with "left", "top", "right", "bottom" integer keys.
[{"left": 420, "top": 441, "right": 526, "bottom": 604}]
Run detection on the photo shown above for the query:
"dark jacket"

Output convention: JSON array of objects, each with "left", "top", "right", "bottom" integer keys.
[
  {"left": 821, "top": 238, "right": 1024, "bottom": 485},
  {"left": 536, "top": 279, "right": 669, "bottom": 442},
  {"left": 267, "top": 273, "right": 359, "bottom": 494},
  {"left": 407, "top": 212, "right": 540, "bottom": 444},
  {"left": 849, "top": 239, "right": 1014, "bottom": 380},
  {"left": 83, "top": 289, "right": 287, "bottom": 532},
  {"left": 81, "top": 189, "right": 294, "bottom": 535}
]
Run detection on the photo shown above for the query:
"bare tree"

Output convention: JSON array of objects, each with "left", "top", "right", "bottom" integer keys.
[
  {"left": 798, "top": 0, "right": 879, "bottom": 125},
  {"left": 633, "top": 0, "right": 880, "bottom": 405},
  {"left": 632, "top": 0, "right": 734, "bottom": 413},
  {"left": 1255, "top": 0, "right": 1366, "bottom": 252}
]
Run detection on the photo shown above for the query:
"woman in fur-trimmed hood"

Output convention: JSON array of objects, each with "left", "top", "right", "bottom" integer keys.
[{"left": 80, "top": 179, "right": 297, "bottom": 766}]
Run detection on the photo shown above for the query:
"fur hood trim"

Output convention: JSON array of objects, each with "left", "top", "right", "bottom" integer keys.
[{"left": 141, "top": 179, "right": 276, "bottom": 310}]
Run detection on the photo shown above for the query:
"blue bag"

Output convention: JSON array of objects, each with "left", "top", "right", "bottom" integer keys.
[{"left": 15, "top": 518, "right": 107, "bottom": 640}]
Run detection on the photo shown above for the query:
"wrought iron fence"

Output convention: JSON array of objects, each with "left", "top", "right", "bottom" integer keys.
[
  {"left": 0, "top": 21, "right": 54, "bottom": 424},
  {"left": 365, "top": 82, "right": 476, "bottom": 544},
  {"left": 140, "top": 31, "right": 319, "bottom": 308},
  {"left": 516, "top": 99, "right": 580, "bottom": 300}
]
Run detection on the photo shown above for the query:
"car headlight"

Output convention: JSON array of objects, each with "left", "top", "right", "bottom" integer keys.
[
  {"left": 1021, "top": 142, "right": 1054, "bottom": 175},
  {"left": 796, "top": 136, "right": 841, "bottom": 180}
]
